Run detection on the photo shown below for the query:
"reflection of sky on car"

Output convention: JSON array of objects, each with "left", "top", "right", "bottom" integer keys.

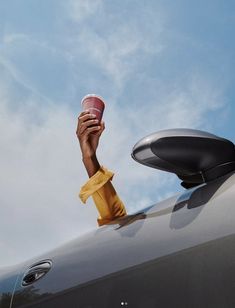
[
  {"left": 111, "top": 171, "right": 235, "bottom": 231},
  {"left": 1, "top": 0, "right": 235, "bottom": 267}
]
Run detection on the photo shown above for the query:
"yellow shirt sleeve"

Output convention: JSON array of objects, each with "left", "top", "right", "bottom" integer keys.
[{"left": 79, "top": 166, "right": 127, "bottom": 226}]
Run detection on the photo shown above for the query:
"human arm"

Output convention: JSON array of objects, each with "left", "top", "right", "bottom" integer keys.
[
  {"left": 76, "top": 110, "right": 103, "bottom": 177},
  {"left": 76, "top": 111, "right": 127, "bottom": 225}
]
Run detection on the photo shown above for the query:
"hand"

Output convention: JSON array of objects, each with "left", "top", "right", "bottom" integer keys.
[{"left": 76, "top": 111, "right": 105, "bottom": 159}]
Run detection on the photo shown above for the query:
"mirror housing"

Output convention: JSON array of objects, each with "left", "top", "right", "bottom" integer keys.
[{"left": 131, "top": 129, "right": 235, "bottom": 188}]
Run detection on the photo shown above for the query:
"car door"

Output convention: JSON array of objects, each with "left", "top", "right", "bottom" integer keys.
[{"left": 0, "top": 265, "right": 21, "bottom": 308}]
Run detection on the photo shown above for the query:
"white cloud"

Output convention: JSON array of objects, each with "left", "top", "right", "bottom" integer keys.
[
  {"left": 76, "top": 27, "right": 140, "bottom": 89},
  {"left": 2, "top": 33, "right": 29, "bottom": 44},
  {"left": 0, "top": 94, "right": 98, "bottom": 267},
  {"left": 68, "top": 0, "right": 103, "bottom": 22},
  {"left": 164, "top": 74, "right": 227, "bottom": 129},
  {"left": 67, "top": 3, "right": 165, "bottom": 91}
]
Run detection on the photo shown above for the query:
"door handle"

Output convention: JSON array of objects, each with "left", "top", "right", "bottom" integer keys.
[{"left": 22, "top": 260, "right": 52, "bottom": 286}]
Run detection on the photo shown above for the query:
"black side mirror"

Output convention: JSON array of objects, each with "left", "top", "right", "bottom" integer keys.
[{"left": 132, "top": 129, "right": 235, "bottom": 188}]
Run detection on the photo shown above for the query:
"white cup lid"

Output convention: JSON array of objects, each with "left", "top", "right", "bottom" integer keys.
[{"left": 81, "top": 94, "right": 106, "bottom": 106}]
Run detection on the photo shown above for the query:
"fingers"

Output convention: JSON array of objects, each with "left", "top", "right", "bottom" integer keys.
[
  {"left": 98, "top": 121, "right": 105, "bottom": 135},
  {"left": 80, "top": 119, "right": 99, "bottom": 135},
  {"left": 79, "top": 112, "right": 96, "bottom": 124},
  {"left": 79, "top": 110, "right": 90, "bottom": 117},
  {"left": 100, "top": 121, "right": 105, "bottom": 130},
  {"left": 81, "top": 125, "right": 101, "bottom": 138},
  {"left": 76, "top": 111, "right": 105, "bottom": 141},
  {"left": 76, "top": 111, "right": 97, "bottom": 136},
  {"left": 77, "top": 121, "right": 101, "bottom": 140},
  {"left": 92, "top": 121, "right": 105, "bottom": 136}
]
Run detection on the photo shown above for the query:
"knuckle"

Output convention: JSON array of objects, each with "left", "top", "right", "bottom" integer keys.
[{"left": 78, "top": 112, "right": 85, "bottom": 118}]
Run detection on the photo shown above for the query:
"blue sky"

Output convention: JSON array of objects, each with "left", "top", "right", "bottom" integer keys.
[{"left": 1, "top": 0, "right": 235, "bottom": 267}]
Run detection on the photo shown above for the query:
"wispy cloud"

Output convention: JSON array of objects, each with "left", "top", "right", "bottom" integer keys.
[
  {"left": 67, "top": 0, "right": 103, "bottom": 22},
  {"left": 66, "top": 0, "right": 165, "bottom": 91},
  {"left": 0, "top": 32, "right": 74, "bottom": 102}
]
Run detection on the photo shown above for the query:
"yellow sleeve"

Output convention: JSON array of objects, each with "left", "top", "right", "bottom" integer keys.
[{"left": 79, "top": 166, "right": 127, "bottom": 226}]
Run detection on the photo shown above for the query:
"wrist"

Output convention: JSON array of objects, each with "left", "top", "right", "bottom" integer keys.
[
  {"left": 82, "top": 154, "right": 100, "bottom": 178},
  {"left": 82, "top": 153, "right": 97, "bottom": 162}
]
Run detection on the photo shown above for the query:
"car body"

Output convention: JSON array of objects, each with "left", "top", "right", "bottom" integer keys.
[{"left": 1, "top": 129, "right": 235, "bottom": 308}]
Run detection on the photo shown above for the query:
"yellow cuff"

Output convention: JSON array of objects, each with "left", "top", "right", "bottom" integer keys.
[
  {"left": 79, "top": 166, "right": 114, "bottom": 204},
  {"left": 97, "top": 215, "right": 126, "bottom": 227},
  {"left": 97, "top": 217, "right": 113, "bottom": 226}
]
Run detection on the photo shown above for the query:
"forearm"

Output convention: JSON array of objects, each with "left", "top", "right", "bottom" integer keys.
[{"left": 82, "top": 154, "right": 100, "bottom": 178}]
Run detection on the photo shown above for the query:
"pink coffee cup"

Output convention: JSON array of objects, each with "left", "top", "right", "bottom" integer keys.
[{"left": 81, "top": 94, "right": 105, "bottom": 123}]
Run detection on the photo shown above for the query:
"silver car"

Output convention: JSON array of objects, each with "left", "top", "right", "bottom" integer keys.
[{"left": 1, "top": 129, "right": 235, "bottom": 308}]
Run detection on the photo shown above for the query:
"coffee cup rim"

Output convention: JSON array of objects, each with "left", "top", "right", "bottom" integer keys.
[{"left": 81, "top": 94, "right": 106, "bottom": 106}]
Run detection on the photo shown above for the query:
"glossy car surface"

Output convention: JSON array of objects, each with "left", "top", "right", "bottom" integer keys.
[{"left": 1, "top": 170, "right": 235, "bottom": 308}]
